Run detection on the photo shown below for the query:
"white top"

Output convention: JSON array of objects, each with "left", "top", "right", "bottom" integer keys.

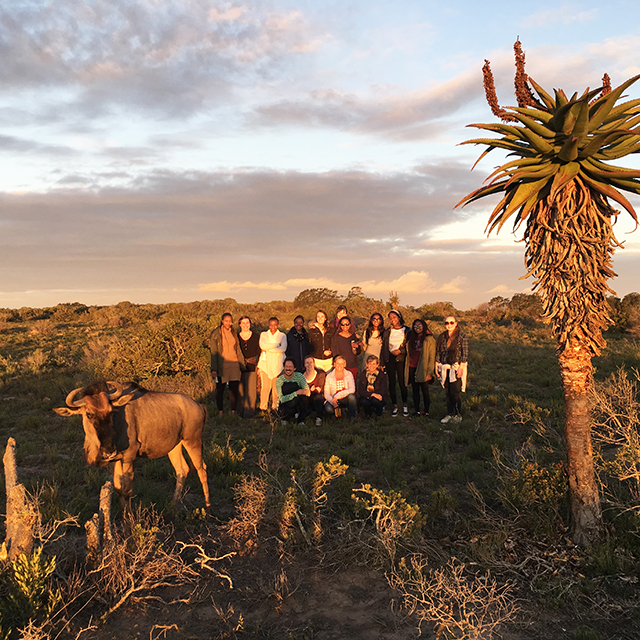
[
  {"left": 388, "top": 327, "right": 405, "bottom": 352},
  {"left": 258, "top": 330, "right": 287, "bottom": 378}
]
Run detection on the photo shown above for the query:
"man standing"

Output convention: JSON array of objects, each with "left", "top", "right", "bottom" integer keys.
[{"left": 258, "top": 317, "right": 288, "bottom": 412}]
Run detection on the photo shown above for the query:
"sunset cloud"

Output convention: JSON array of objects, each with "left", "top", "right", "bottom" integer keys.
[{"left": 199, "top": 271, "right": 467, "bottom": 297}]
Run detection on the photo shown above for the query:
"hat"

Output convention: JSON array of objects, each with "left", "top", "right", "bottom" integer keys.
[{"left": 388, "top": 309, "right": 404, "bottom": 325}]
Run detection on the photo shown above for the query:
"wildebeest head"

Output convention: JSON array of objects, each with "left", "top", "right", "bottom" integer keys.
[{"left": 53, "top": 381, "right": 135, "bottom": 466}]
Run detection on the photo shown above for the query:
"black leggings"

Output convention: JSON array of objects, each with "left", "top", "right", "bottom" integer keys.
[
  {"left": 216, "top": 380, "right": 240, "bottom": 412},
  {"left": 444, "top": 377, "right": 462, "bottom": 416},
  {"left": 386, "top": 354, "right": 407, "bottom": 406},
  {"left": 408, "top": 366, "right": 430, "bottom": 414}
]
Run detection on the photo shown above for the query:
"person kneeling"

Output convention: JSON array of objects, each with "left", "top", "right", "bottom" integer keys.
[
  {"left": 277, "top": 357, "right": 310, "bottom": 424},
  {"left": 324, "top": 355, "right": 357, "bottom": 421},
  {"left": 358, "top": 355, "right": 388, "bottom": 417}
]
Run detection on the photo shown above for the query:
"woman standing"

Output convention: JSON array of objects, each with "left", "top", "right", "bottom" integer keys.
[
  {"left": 237, "top": 315, "right": 260, "bottom": 418},
  {"left": 286, "top": 315, "right": 310, "bottom": 372},
  {"left": 331, "top": 316, "right": 361, "bottom": 381},
  {"left": 404, "top": 319, "right": 436, "bottom": 417},
  {"left": 258, "top": 317, "right": 287, "bottom": 412},
  {"left": 210, "top": 312, "right": 245, "bottom": 416},
  {"left": 308, "top": 309, "right": 335, "bottom": 372},
  {"left": 436, "top": 315, "right": 469, "bottom": 424},
  {"left": 362, "top": 313, "right": 385, "bottom": 360},
  {"left": 381, "top": 309, "right": 409, "bottom": 417}
]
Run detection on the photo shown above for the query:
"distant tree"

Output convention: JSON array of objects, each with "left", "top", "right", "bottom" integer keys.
[
  {"left": 507, "top": 293, "right": 543, "bottom": 320},
  {"left": 294, "top": 288, "right": 340, "bottom": 308},
  {"left": 488, "top": 296, "right": 509, "bottom": 311},
  {"left": 621, "top": 292, "right": 640, "bottom": 336},
  {"left": 417, "top": 301, "right": 457, "bottom": 322},
  {"left": 388, "top": 291, "right": 400, "bottom": 310},
  {"left": 345, "top": 286, "right": 365, "bottom": 300}
]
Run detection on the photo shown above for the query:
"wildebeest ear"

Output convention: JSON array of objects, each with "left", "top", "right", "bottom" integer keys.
[
  {"left": 112, "top": 393, "right": 135, "bottom": 407},
  {"left": 53, "top": 407, "right": 81, "bottom": 416}
]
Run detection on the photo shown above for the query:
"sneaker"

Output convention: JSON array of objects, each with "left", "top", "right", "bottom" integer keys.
[
  {"left": 423, "top": 413, "right": 430, "bottom": 419},
  {"left": 402, "top": 406, "right": 409, "bottom": 417},
  {"left": 315, "top": 417, "right": 322, "bottom": 427},
  {"left": 391, "top": 407, "right": 399, "bottom": 417},
  {"left": 440, "top": 415, "right": 452, "bottom": 424},
  {"left": 452, "top": 414, "right": 462, "bottom": 424},
  {"left": 412, "top": 411, "right": 421, "bottom": 418}
]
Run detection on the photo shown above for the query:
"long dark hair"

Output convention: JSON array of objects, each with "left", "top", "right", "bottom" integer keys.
[
  {"left": 409, "top": 318, "right": 431, "bottom": 343},
  {"left": 365, "top": 312, "right": 385, "bottom": 343}
]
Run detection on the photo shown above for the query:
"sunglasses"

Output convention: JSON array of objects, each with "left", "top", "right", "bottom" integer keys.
[{"left": 445, "top": 321, "right": 456, "bottom": 326}]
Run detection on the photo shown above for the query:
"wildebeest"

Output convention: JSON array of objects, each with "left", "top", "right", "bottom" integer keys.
[{"left": 53, "top": 381, "right": 210, "bottom": 509}]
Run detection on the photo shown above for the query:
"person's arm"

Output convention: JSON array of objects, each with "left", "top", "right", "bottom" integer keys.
[
  {"left": 209, "top": 331, "right": 220, "bottom": 378},
  {"left": 313, "top": 370, "right": 326, "bottom": 394},
  {"left": 276, "top": 333, "right": 288, "bottom": 353},
  {"left": 259, "top": 331, "right": 269, "bottom": 351},
  {"left": 425, "top": 336, "right": 436, "bottom": 381},
  {"left": 275, "top": 374, "right": 287, "bottom": 404},
  {"left": 295, "top": 373, "right": 310, "bottom": 396},
  {"left": 460, "top": 333, "right": 469, "bottom": 363},
  {"left": 324, "top": 374, "right": 334, "bottom": 403}
]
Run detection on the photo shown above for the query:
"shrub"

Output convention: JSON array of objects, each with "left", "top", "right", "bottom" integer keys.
[
  {"left": 0, "top": 547, "right": 61, "bottom": 639},
  {"left": 591, "top": 367, "right": 640, "bottom": 501},
  {"left": 388, "top": 555, "right": 518, "bottom": 639}
]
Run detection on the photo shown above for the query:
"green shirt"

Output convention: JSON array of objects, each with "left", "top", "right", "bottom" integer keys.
[{"left": 276, "top": 371, "right": 308, "bottom": 405}]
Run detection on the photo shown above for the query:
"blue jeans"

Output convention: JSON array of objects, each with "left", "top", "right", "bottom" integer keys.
[{"left": 324, "top": 394, "right": 357, "bottom": 419}]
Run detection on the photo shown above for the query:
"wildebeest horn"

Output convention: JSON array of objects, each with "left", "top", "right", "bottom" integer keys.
[
  {"left": 65, "top": 387, "right": 86, "bottom": 407},
  {"left": 106, "top": 381, "right": 124, "bottom": 400}
]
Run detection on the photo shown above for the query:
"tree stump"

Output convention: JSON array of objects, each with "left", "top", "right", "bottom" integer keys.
[
  {"left": 85, "top": 480, "right": 114, "bottom": 564},
  {"left": 2, "top": 437, "right": 36, "bottom": 561}
]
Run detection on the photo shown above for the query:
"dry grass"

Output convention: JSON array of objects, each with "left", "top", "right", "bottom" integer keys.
[{"left": 388, "top": 555, "right": 518, "bottom": 639}]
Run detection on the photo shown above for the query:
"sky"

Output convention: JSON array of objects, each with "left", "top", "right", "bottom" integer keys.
[{"left": 2, "top": 0, "right": 640, "bottom": 311}]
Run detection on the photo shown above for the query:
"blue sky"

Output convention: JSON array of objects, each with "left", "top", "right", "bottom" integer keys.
[{"left": 2, "top": 0, "right": 640, "bottom": 309}]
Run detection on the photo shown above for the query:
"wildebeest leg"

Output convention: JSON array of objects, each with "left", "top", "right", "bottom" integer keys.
[
  {"left": 113, "top": 459, "right": 134, "bottom": 511},
  {"left": 182, "top": 440, "right": 211, "bottom": 508},
  {"left": 167, "top": 443, "right": 190, "bottom": 504}
]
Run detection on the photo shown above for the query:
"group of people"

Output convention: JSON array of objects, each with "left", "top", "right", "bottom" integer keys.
[{"left": 209, "top": 306, "right": 468, "bottom": 425}]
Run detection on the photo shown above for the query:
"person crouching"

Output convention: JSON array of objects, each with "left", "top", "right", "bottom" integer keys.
[
  {"left": 358, "top": 355, "right": 389, "bottom": 417},
  {"left": 324, "top": 355, "right": 357, "bottom": 421},
  {"left": 276, "top": 357, "right": 310, "bottom": 425}
]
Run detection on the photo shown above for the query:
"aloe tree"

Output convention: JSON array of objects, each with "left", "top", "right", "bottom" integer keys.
[{"left": 457, "top": 40, "right": 640, "bottom": 544}]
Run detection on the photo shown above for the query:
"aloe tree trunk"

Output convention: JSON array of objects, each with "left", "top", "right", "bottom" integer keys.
[{"left": 559, "top": 342, "right": 602, "bottom": 544}]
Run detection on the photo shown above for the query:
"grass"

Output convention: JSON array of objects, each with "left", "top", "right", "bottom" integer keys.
[{"left": 1, "top": 300, "right": 640, "bottom": 638}]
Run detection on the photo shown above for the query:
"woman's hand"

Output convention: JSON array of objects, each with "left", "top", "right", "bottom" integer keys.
[{"left": 372, "top": 393, "right": 382, "bottom": 401}]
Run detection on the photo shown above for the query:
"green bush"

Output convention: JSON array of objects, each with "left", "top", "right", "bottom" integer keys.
[{"left": 0, "top": 547, "right": 60, "bottom": 639}]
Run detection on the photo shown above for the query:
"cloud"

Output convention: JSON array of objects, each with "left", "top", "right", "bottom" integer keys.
[
  {"left": 0, "top": 134, "right": 75, "bottom": 156},
  {"left": 199, "top": 270, "right": 467, "bottom": 297},
  {"left": 0, "top": 163, "right": 499, "bottom": 306},
  {"left": 0, "top": 1, "right": 330, "bottom": 119},
  {"left": 487, "top": 284, "right": 531, "bottom": 295},
  {"left": 249, "top": 69, "right": 480, "bottom": 140},
  {"left": 524, "top": 5, "right": 598, "bottom": 27}
]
